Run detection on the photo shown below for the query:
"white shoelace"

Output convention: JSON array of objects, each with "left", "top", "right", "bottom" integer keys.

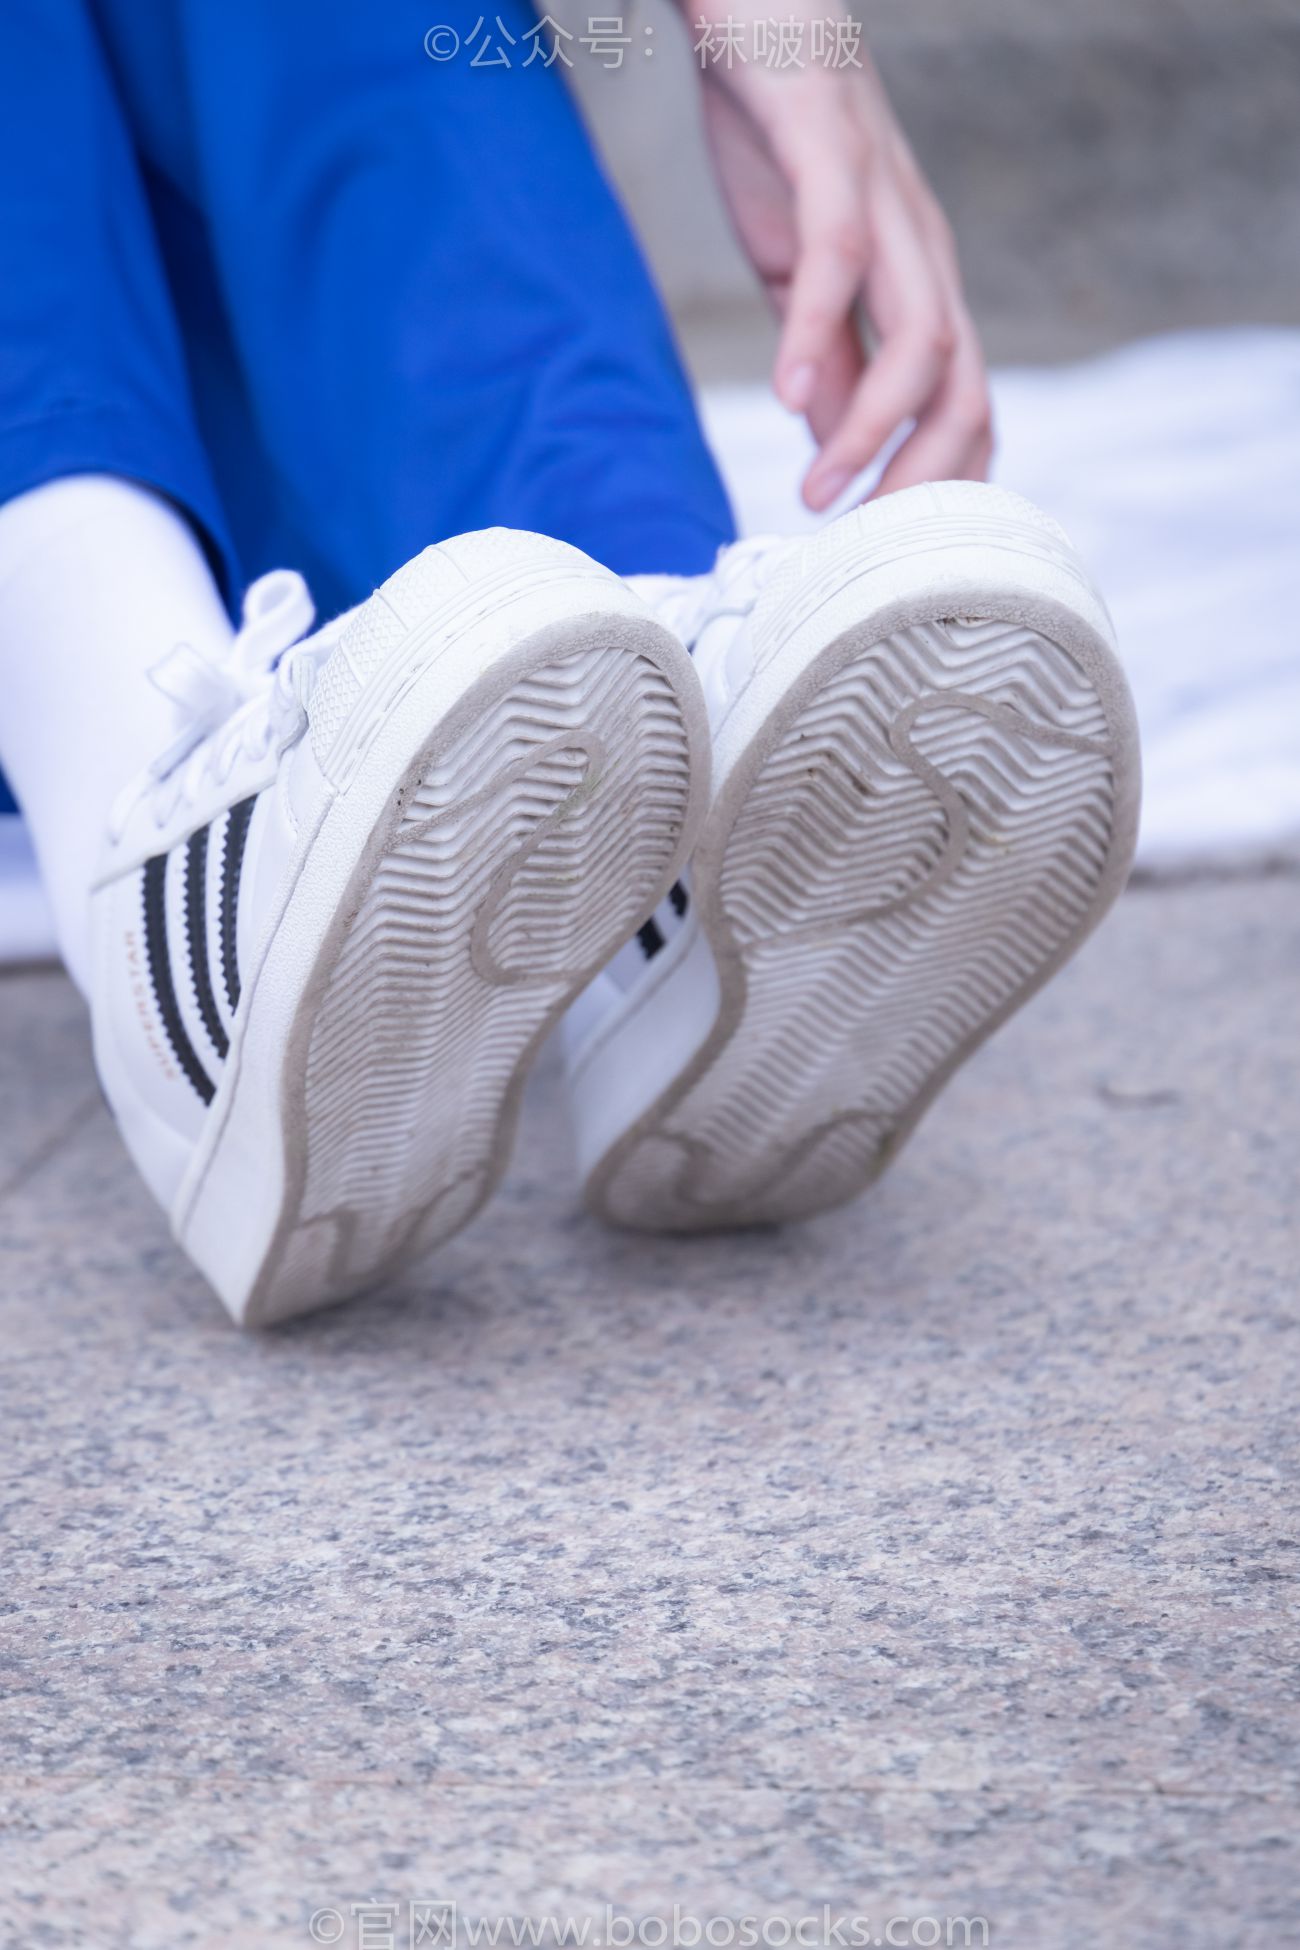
[{"left": 107, "top": 569, "right": 341, "bottom": 843}]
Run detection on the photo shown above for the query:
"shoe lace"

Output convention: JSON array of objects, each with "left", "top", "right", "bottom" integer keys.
[
  {"left": 648, "top": 535, "right": 786, "bottom": 650},
  {"left": 107, "top": 569, "right": 337, "bottom": 842}
]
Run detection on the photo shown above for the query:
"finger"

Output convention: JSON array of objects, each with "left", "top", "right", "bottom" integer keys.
[
  {"left": 805, "top": 319, "right": 866, "bottom": 448},
  {"left": 872, "top": 380, "right": 993, "bottom": 496},
  {"left": 772, "top": 172, "right": 867, "bottom": 415},
  {"left": 883, "top": 169, "right": 994, "bottom": 487},
  {"left": 798, "top": 184, "right": 957, "bottom": 507},
  {"left": 873, "top": 416, "right": 991, "bottom": 498},
  {"left": 871, "top": 322, "right": 994, "bottom": 496},
  {"left": 801, "top": 306, "right": 952, "bottom": 509}
]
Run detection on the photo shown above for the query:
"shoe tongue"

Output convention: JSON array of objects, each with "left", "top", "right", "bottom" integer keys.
[
  {"left": 692, "top": 534, "right": 793, "bottom": 721},
  {"left": 630, "top": 536, "right": 799, "bottom": 723},
  {"left": 691, "top": 606, "right": 752, "bottom": 728}
]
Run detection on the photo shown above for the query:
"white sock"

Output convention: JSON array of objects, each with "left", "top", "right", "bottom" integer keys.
[{"left": 0, "top": 475, "right": 235, "bottom": 994}]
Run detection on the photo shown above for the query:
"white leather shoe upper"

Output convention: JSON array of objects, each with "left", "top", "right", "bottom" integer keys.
[{"left": 90, "top": 571, "right": 341, "bottom": 1214}]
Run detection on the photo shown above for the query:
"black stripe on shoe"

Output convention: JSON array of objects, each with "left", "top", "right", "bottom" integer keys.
[
  {"left": 219, "top": 795, "right": 257, "bottom": 1014},
  {"left": 184, "top": 824, "right": 229, "bottom": 1061},
  {"left": 637, "top": 882, "right": 689, "bottom": 962},
  {"left": 143, "top": 853, "right": 215, "bottom": 1106}
]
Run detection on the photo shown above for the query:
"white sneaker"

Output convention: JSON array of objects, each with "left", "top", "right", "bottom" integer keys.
[
  {"left": 564, "top": 481, "right": 1141, "bottom": 1232},
  {"left": 92, "top": 529, "right": 707, "bottom": 1324}
]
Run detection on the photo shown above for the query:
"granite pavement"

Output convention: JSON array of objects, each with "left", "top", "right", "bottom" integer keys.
[{"left": 0, "top": 875, "right": 1297, "bottom": 1947}]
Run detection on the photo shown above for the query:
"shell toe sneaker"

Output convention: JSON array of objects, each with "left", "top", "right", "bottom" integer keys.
[
  {"left": 92, "top": 530, "right": 707, "bottom": 1323},
  {"left": 564, "top": 482, "right": 1141, "bottom": 1233}
]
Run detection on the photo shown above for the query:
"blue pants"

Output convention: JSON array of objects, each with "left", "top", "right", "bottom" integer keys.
[{"left": 0, "top": 0, "right": 734, "bottom": 618}]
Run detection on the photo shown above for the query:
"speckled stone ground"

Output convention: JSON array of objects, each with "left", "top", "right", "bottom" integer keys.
[{"left": 1, "top": 875, "right": 1297, "bottom": 1949}]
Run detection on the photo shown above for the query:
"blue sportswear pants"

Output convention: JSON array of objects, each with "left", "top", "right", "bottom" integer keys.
[{"left": 0, "top": 0, "right": 736, "bottom": 809}]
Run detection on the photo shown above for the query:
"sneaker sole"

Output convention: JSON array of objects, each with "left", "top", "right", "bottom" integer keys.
[
  {"left": 178, "top": 538, "right": 707, "bottom": 1323},
  {"left": 574, "top": 483, "right": 1141, "bottom": 1232}
]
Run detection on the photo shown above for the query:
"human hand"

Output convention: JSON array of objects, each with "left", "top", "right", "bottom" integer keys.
[{"left": 689, "top": 0, "right": 993, "bottom": 507}]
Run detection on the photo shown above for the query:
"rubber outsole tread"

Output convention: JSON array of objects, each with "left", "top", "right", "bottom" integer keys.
[
  {"left": 252, "top": 639, "right": 693, "bottom": 1319},
  {"left": 587, "top": 607, "right": 1137, "bottom": 1233}
]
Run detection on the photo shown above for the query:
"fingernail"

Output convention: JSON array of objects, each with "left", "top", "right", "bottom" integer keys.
[
  {"left": 782, "top": 362, "right": 817, "bottom": 411},
  {"left": 807, "top": 466, "right": 850, "bottom": 509}
]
